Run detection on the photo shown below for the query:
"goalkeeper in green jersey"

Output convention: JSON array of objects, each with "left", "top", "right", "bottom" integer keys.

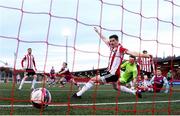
[{"left": 113, "top": 55, "right": 142, "bottom": 98}]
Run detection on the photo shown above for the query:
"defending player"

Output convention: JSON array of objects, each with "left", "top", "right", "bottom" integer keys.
[
  {"left": 150, "top": 69, "right": 169, "bottom": 93},
  {"left": 47, "top": 66, "right": 56, "bottom": 87},
  {"left": 57, "top": 62, "right": 81, "bottom": 90},
  {"left": 113, "top": 55, "right": 142, "bottom": 98},
  {"left": 72, "top": 27, "right": 151, "bottom": 99},
  {"left": 18, "top": 48, "right": 37, "bottom": 90},
  {"left": 137, "top": 75, "right": 153, "bottom": 92}
]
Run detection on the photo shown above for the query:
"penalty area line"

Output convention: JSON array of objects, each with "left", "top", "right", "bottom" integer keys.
[{"left": 0, "top": 100, "right": 180, "bottom": 108}]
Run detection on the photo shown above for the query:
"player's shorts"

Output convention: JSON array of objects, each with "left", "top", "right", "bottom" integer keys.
[
  {"left": 100, "top": 71, "right": 118, "bottom": 83},
  {"left": 25, "top": 69, "right": 36, "bottom": 76},
  {"left": 153, "top": 83, "right": 163, "bottom": 92},
  {"left": 65, "top": 75, "right": 73, "bottom": 82},
  {"left": 50, "top": 74, "right": 56, "bottom": 79}
]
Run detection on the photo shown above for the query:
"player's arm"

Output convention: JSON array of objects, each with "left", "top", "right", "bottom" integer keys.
[
  {"left": 163, "top": 77, "right": 169, "bottom": 93},
  {"left": 151, "top": 58, "right": 156, "bottom": 73},
  {"left": 150, "top": 76, "right": 155, "bottom": 84},
  {"left": 121, "top": 61, "right": 128, "bottom": 69},
  {"left": 58, "top": 68, "right": 68, "bottom": 75},
  {"left": 94, "top": 27, "right": 109, "bottom": 46},
  {"left": 32, "top": 57, "right": 37, "bottom": 71},
  {"left": 126, "top": 50, "right": 151, "bottom": 58},
  {"left": 21, "top": 56, "right": 26, "bottom": 69}
]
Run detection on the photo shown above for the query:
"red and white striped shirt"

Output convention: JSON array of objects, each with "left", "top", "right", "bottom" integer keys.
[
  {"left": 21, "top": 54, "right": 36, "bottom": 69},
  {"left": 138, "top": 57, "right": 155, "bottom": 73},
  {"left": 107, "top": 44, "right": 127, "bottom": 77}
]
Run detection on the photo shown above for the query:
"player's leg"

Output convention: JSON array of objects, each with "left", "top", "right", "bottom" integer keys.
[
  {"left": 18, "top": 75, "right": 28, "bottom": 90},
  {"left": 52, "top": 78, "right": 56, "bottom": 87},
  {"left": 55, "top": 76, "right": 60, "bottom": 84},
  {"left": 73, "top": 75, "right": 101, "bottom": 98},
  {"left": 116, "top": 77, "right": 142, "bottom": 98},
  {"left": 70, "top": 78, "right": 81, "bottom": 90},
  {"left": 73, "top": 72, "right": 118, "bottom": 98},
  {"left": 47, "top": 77, "right": 51, "bottom": 87},
  {"left": 59, "top": 77, "right": 66, "bottom": 88},
  {"left": 31, "top": 74, "right": 37, "bottom": 90},
  {"left": 117, "top": 79, "right": 136, "bottom": 95}
]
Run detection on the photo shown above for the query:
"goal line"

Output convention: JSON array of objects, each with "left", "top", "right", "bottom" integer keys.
[{"left": 0, "top": 100, "right": 180, "bottom": 108}]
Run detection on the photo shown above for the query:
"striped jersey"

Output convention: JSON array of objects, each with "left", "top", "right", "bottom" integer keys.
[
  {"left": 138, "top": 57, "right": 155, "bottom": 73},
  {"left": 21, "top": 54, "right": 36, "bottom": 69},
  {"left": 107, "top": 44, "right": 127, "bottom": 77}
]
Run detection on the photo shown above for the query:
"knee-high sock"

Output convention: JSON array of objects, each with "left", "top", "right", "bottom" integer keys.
[
  {"left": 76, "top": 81, "right": 94, "bottom": 96},
  {"left": 19, "top": 76, "right": 27, "bottom": 89},
  {"left": 120, "top": 85, "right": 136, "bottom": 95},
  {"left": 31, "top": 76, "right": 37, "bottom": 89}
]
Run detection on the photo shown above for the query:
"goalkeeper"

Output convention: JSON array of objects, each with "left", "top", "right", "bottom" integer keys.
[{"left": 113, "top": 55, "right": 142, "bottom": 98}]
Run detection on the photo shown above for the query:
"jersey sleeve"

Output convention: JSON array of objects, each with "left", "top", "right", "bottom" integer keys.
[
  {"left": 150, "top": 76, "right": 155, "bottom": 84},
  {"left": 163, "top": 77, "right": 169, "bottom": 85},
  {"left": 163, "top": 77, "right": 169, "bottom": 93},
  {"left": 121, "top": 61, "right": 128, "bottom": 68},
  {"left": 21, "top": 55, "right": 26, "bottom": 68},
  {"left": 120, "top": 46, "right": 128, "bottom": 54}
]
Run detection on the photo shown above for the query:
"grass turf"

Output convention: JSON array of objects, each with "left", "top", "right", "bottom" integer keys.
[{"left": 0, "top": 82, "right": 180, "bottom": 115}]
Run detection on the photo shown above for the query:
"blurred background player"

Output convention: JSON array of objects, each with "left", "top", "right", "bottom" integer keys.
[
  {"left": 138, "top": 50, "right": 155, "bottom": 79},
  {"left": 150, "top": 69, "right": 169, "bottom": 93},
  {"left": 114, "top": 55, "right": 142, "bottom": 98},
  {"left": 166, "top": 70, "right": 173, "bottom": 86},
  {"left": 137, "top": 75, "right": 153, "bottom": 92},
  {"left": 16, "top": 74, "right": 21, "bottom": 84},
  {"left": 58, "top": 62, "right": 81, "bottom": 90},
  {"left": 47, "top": 66, "right": 56, "bottom": 87},
  {"left": 18, "top": 48, "right": 37, "bottom": 90}
]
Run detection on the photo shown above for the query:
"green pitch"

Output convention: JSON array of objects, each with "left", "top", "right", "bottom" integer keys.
[{"left": 0, "top": 82, "right": 179, "bottom": 115}]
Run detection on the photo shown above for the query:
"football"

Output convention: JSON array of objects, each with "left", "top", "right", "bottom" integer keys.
[{"left": 30, "top": 88, "right": 51, "bottom": 109}]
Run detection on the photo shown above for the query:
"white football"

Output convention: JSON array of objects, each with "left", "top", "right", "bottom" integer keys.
[{"left": 30, "top": 88, "right": 51, "bottom": 109}]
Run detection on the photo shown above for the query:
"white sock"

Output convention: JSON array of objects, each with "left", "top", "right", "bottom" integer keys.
[
  {"left": 31, "top": 78, "right": 36, "bottom": 89},
  {"left": 19, "top": 76, "right": 27, "bottom": 89},
  {"left": 76, "top": 81, "right": 94, "bottom": 96},
  {"left": 120, "top": 85, "right": 136, "bottom": 95}
]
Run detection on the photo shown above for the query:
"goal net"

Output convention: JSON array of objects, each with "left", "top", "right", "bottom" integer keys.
[{"left": 0, "top": 0, "right": 180, "bottom": 115}]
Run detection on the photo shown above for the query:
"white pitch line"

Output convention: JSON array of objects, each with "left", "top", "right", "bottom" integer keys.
[
  {"left": 0, "top": 100, "right": 180, "bottom": 108},
  {"left": 0, "top": 89, "right": 117, "bottom": 92}
]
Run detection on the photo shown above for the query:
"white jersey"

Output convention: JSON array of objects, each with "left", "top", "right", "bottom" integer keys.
[{"left": 142, "top": 79, "right": 151, "bottom": 87}]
